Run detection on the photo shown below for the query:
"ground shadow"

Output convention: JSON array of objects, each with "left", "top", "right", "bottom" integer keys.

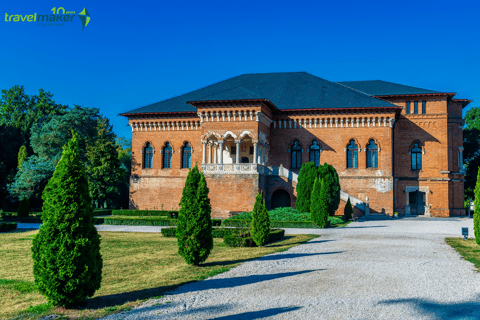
[
  {"left": 212, "top": 306, "right": 301, "bottom": 319},
  {"left": 81, "top": 269, "right": 321, "bottom": 310},
  {"left": 266, "top": 239, "right": 335, "bottom": 247},
  {"left": 6, "top": 228, "right": 39, "bottom": 233},
  {"left": 378, "top": 295, "right": 480, "bottom": 319}
]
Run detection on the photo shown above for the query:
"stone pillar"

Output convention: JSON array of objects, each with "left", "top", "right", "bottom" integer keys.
[
  {"left": 202, "top": 141, "right": 207, "bottom": 164},
  {"left": 208, "top": 143, "right": 212, "bottom": 164},
  {"left": 213, "top": 143, "right": 217, "bottom": 164},
  {"left": 218, "top": 141, "right": 224, "bottom": 164},
  {"left": 235, "top": 140, "right": 241, "bottom": 164},
  {"left": 253, "top": 140, "right": 258, "bottom": 164}
]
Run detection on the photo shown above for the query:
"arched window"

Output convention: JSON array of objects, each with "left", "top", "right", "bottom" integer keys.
[
  {"left": 181, "top": 142, "right": 191, "bottom": 169},
  {"left": 411, "top": 142, "right": 422, "bottom": 170},
  {"left": 144, "top": 143, "right": 153, "bottom": 169},
  {"left": 347, "top": 140, "right": 358, "bottom": 168},
  {"left": 309, "top": 140, "right": 321, "bottom": 166},
  {"left": 291, "top": 141, "right": 302, "bottom": 169},
  {"left": 163, "top": 142, "right": 173, "bottom": 169},
  {"left": 366, "top": 140, "right": 378, "bottom": 168}
]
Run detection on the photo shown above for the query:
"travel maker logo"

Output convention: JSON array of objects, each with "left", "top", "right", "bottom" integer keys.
[{"left": 4, "top": 7, "right": 91, "bottom": 30}]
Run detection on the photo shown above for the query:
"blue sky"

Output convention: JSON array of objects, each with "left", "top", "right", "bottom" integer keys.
[{"left": 1, "top": 0, "right": 479, "bottom": 141}]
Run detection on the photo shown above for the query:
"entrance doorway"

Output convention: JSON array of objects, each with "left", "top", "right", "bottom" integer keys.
[
  {"left": 271, "top": 189, "right": 291, "bottom": 209},
  {"left": 409, "top": 190, "right": 426, "bottom": 215}
]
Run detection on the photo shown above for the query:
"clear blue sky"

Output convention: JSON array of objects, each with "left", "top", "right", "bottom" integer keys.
[{"left": 1, "top": 0, "right": 479, "bottom": 141}]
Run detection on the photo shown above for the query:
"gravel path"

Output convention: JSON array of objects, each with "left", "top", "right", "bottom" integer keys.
[{"left": 101, "top": 218, "right": 480, "bottom": 320}]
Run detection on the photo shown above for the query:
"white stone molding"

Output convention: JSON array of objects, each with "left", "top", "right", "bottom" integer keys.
[
  {"left": 314, "top": 119, "right": 318, "bottom": 128},
  {"left": 239, "top": 130, "right": 253, "bottom": 140},
  {"left": 273, "top": 121, "right": 277, "bottom": 129},
  {"left": 198, "top": 113, "right": 203, "bottom": 123},
  {"left": 362, "top": 118, "right": 365, "bottom": 127},
  {"left": 222, "top": 131, "right": 237, "bottom": 139},
  {"left": 356, "top": 118, "right": 360, "bottom": 127},
  {"left": 334, "top": 118, "right": 338, "bottom": 128},
  {"left": 211, "top": 112, "right": 214, "bottom": 122},
  {"left": 389, "top": 118, "right": 395, "bottom": 128}
]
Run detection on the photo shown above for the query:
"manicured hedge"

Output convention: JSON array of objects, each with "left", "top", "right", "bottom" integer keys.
[
  {"left": 111, "top": 210, "right": 179, "bottom": 217},
  {"left": 93, "top": 209, "right": 113, "bottom": 216},
  {"left": 211, "top": 219, "right": 222, "bottom": 227},
  {"left": 103, "top": 216, "right": 178, "bottom": 226},
  {"left": 1, "top": 216, "right": 42, "bottom": 223},
  {"left": 222, "top": 219, "right": 319, "bottom": 229},
  {"left": 161, "top": 227, "right": 250, "bottom": 238},
  {"left": 224, "top": 229, "right": 285, "bottom": 247},
  {"left": 0, "top": 222, "right": 17, "bottom": 232}
]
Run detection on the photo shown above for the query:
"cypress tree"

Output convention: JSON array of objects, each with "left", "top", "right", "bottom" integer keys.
[
  {"left": 296, "top": 162, "right": 317, "bottom": 213},
  {"left": 310, "top": 176, "right": 329, "bottom": 228},
  {"left": 251, "top": 190, "right": 270, "bottom": 246},
  {"left": 344, "top": 197, "right": 353, "bottom": 221},
  {"left": 31, "top": 132, "right": 102, "bottom": 307},
  {"left": 176, "top": 165, "right": 213, "bottom": 265},
  {"left": 318, "top": 164, "right": 341, "bottom": 216},
  {"left": 474, "top": 168, "right": 480, "bottom": 244},
  {"left": 17, "top": 145, "right": 30, "bottom": 218}
]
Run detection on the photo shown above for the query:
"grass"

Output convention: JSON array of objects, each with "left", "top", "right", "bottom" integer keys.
[
  {"left": 445, "top": 237, "right": 480, "bottom": 271},
  {"left": 0, "top": 230, "right": 318, "bottom": 319}
]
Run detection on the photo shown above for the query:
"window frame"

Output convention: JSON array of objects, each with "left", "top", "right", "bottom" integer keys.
[
  {"left": 414, "top": 101, "right": 418, "bottom": 114},
  {"left": 422, "top": 100, "right": 426, "bottom": 114},
  {"left": 291, "top": 141, "right": 302, "bottom": 169},
  {"left": 163, "top": 142, "right": 173, "bottom": 169},
  {"left": 143, "top": 143, "right": 154, "bottom": 169},
  {"left": 347, "top": 140, "right": 358, "bottom": 169},
  {"left": 411, "top": 142, "right": 422, "bottom": 171},
  {"left": 181, "top": 142, "right": 191, "bottom": 169},
  {"left": 366, "top": 140, "right": 378, "bottom": 168},
  {"left": 406, "top": 101, "right": 411, "bottom": 114},
  {"left": 309, "top": 140, "right": 321, "bottom": 167}
]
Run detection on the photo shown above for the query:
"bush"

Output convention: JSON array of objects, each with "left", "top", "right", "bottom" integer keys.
[
  {"left": 103, "top": 216, "right": 177, "bottom": 226},
  {"left": 93, "top": 209, "right": 113, "bottom": 216},
  {"left": 475, "top": 168, "right": 480, "bottom": 245},
  {"left": 111, "top": 209, "right": 177, "bottom": 217},
  {"left": 176, "top": 165, "right": 213, "bottom": 266},
  {"left": 162, "top": 227, "right": 250, "bottom": 238},
  {"left": 310, "top": 176, "right": 328, "bottom": 228},
  {"left": 296, "top": 162, "right": 318, "bottom": 213},
  {"left": 318, "top": 164, "right": 341, "bottom": 216},
  {"left": 344, "top": 197, "right": 353, "bottom": 221},
  {"left": 224, "top": 229, "right": 285, "bottom": 247},
  {"left": 268, "top": 207, "right": 310, "bottom": 222},
  {"left": 251, "top": 191, "right": 270, "bottom": 246},
  {"left": 32, "top": 132, "right": 102, "bottom": 307},
  {"left": 17, "top": 198, "right": 30, "bottom": 218},
  {"left": 211, "top": 219, "right": 222, "bottom": 226},
  {"left": 0, "top": 222, "right": 17, "bottom": 232}
]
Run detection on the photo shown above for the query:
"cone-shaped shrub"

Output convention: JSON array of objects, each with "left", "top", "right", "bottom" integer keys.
[
  {"left": 17, "top": 198, "right": 30, "bottom": 218},
  {"left": 296, "top": 162, "right": 318, "bottom": 213},
  {"left": 176, "top": 165, "right": 213, "bottom": 265},
  {"left": 474, "top": 168, "right": 480, "bottom": 244},
  {"left": 32, "top": 132, "right": 102, "bottom": 307},
  {"left": 318, "top": 164, "right": 341, "bottom": 216},
  {"left": 344, "top": 197, "right": 353, "bottom": 221},
  {"left": 310, "top": 176, "right": 329, "bottom": 228},
  {"left": 251, "top": 190, "right": 270, "bottom": 246}
]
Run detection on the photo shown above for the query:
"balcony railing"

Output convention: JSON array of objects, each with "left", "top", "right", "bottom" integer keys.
[{"left": 201, "top": 163, "right": 268, "bottom": 174}]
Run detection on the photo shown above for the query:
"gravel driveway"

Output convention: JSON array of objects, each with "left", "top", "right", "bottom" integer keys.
[{"left": 101, "top": 218, "right": 480, "bottom": 320}]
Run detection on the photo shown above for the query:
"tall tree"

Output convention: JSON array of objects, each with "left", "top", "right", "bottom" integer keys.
[
  {"left": 115, "top": 137, "right": 132, "bottom": 209},
  {"left": 464, "top": 107, "right": 480, "bottom": 199},
  {"left": 176, "top": 165, "right": 213, "bottom": 266},
  {"left": 85, "top": 117, "right": 125, "bottom": 208},
  {"left": 310, "top": 176, "right": 329, "bottom": 228},
  {"left": 17, "top": 146, "right": 27, "bottom": 170},
  {"left": 318, "top": 164, "right": 341, "bottom": 216},
  {"left": 474, "top": 167, "right": 480, "bottom": 245},
  {"left": 32, "top": 132, "right": 102, "bottom": 307},
  {"left": 295, "top": 162, "right": 318, "bottom": 213}
]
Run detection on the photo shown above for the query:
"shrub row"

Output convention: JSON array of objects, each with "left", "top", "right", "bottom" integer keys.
[
  {"left": 1, "top": 216, "right": 43, "bottom": 223},
  {"left": 111, "top": 209, "right": 179, "bottom": 217},
  {"left": 0, "top": 222, "right": 17, "bottom": 232},
  {"left": 161, "top": 227, "right": 249, "bottom": 238},
  {"left": 93, "top": 209, "right": 113, "bottom": 216},
  {"left": 223, "top": 229, "right": 285, "bottom": 247},
  {"left": 222, "top": 219, "right": 319, "bottom": 229},
  {"left": 103, "top": 216, "right": 222, "bottom": 227}
]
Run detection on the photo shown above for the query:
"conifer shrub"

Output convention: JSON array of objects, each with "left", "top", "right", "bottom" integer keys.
[
  {"left": 318, "top": 164, "right": 341, "bottom": 216},
  {"left": 296, "top": 162, "right": 318, "bottom": 213},
  {"left": 474, "top": 168, "right": 480, "bottom": 245},
  {"left": 176, "top": 165, "right": 213, "bottom": 266},
  {"left": 344, "top": 197, "right": 353, "bottom": 221},
  {"left": 17, "top": 198, "right": 30, "bottom": 218},
  {"left": 310, "top": 176, "right": 329, "bottom": 228},
  {"left": 31, "top": 132, "right": 102, "bottom": 307},
  {"left": 251, "top": 190, "right": 270, "bottom": 246}
]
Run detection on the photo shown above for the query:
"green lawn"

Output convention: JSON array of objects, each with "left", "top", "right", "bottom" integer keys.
[
  {"left": 0, "top": 230, "right": 318, "bottom": 319},
  {"left": 445, "top": 237, "right": 480, "bottom": 271}
]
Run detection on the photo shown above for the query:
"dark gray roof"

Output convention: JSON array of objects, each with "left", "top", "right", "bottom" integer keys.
[
  {"left": 122, "top": 72, "right": 398, "bottom": 115},
  {"left": 338, "top": 80, "right": 440, "bottom": 96}
]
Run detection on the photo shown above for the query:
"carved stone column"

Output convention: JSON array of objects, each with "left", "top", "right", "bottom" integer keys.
[
  {"left": 218, "top": 141, "right": 224, "bottom": 164},
  {"left": 208, "top": 142, "right": 212, "bottom": 164},
  {"left": 235, "top": 140, "right": 241, "bottom": 164},
  {"left": 202, "top": 141, "right": 207, "bottom": 164},
  {"left": 253, "top": 140, "right": 258, "bottom": 164}
]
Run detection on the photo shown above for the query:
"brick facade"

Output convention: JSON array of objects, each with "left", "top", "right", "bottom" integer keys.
[{"left": 124, "top": 74, "right": 467, "bottom": 218}]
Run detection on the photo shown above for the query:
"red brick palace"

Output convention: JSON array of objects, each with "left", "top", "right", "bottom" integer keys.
[{"left": 120, "top": 72, "right": 469, "bottom": 218}]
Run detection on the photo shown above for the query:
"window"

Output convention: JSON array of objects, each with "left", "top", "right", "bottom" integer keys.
[
  {"left": 231, "top": 146, "right": 236, "bottom": 155},
  {"left": 411, "top": 142, "right": 422, "bottom": 170},
  {"left": 144, "top": 143, "right": 153, "bottom": 169},
  {"left": 422, "top": 101, "right": 426, "bottom": 114},
  {"left": 406, "top": 101, "right": 411, "bottom": 114},
  {"left": 163, "top": 142, "right": 173, "bottom": 169},
  {"left": 347, "top": 140, "right": 358, "bottom": 168},
  {"left": 366, "top": 140, "right": 378, "bottom": 168},
  {"left": 181, "top": 142, "right": 191, "bottom": 169},
  {"left": 291, "top": 141, "right": 302, "bottom": 169},
  {"left": 414, "top": 101, "right": 418, "bottom": 114},
  {"left": 309, "top": 140, "right": 321, "bottom": 166}
]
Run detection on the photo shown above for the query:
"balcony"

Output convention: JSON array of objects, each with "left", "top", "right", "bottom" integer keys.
[{"left": 201, "top": 163, "right": 267, "bottom": 174}]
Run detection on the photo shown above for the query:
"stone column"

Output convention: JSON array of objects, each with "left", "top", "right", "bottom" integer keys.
[
  {"left": 213, "top": 143, "right": 217, "bottom": 164},
  {"left": 253, "top": 140, "right": 258, "bottom": 164},
  {"left": 235, "top": 140, "right": 241, "bottom": 164},
  {"left": 218, "top": 141, "right": 224, "bottom": 164},
  {"left": 208, "top": 142, "right": 212, "bottom": 164},
  {"left": 202, "top": 141, "right": 207, "bottom": 164}
]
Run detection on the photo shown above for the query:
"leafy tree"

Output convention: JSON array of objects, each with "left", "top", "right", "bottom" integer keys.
[
  {"left": 464, "top": 107, "right": 480, "bottom": 199},
  {"left": 32, "top": 132, "right": 102, "bottom": 307},
  {"left": 474, "top": 168, "right": 480, "bottom": 244},
  {"left": 251, "top": 190, "right": 270, "bottom": 246},
  {"left": 85, "top": 117, "right": 125, "bottom": 208},
  {"left": 17, "top": 198, "right": 30, "bottom": 218},
  {"left": 344, "top": 197, "right": 353, "bottom": 221},
  {"left": 318, "top": 164, "right": 341, "bottom": 216},
  {"left": 310, "top": 176, "right": 329, "bottom": 228},
  {"left": 295, "top": 162, "right": 317, "bottom": 213},
  {"left": 114, "top": 137, "right": 132, "bottom": 209},
  {"left": 176, "top": 165, "right": 213, "bottom": 266},
  {"left": 0, "top": 125, "right": 24, "bottom": 209}
]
